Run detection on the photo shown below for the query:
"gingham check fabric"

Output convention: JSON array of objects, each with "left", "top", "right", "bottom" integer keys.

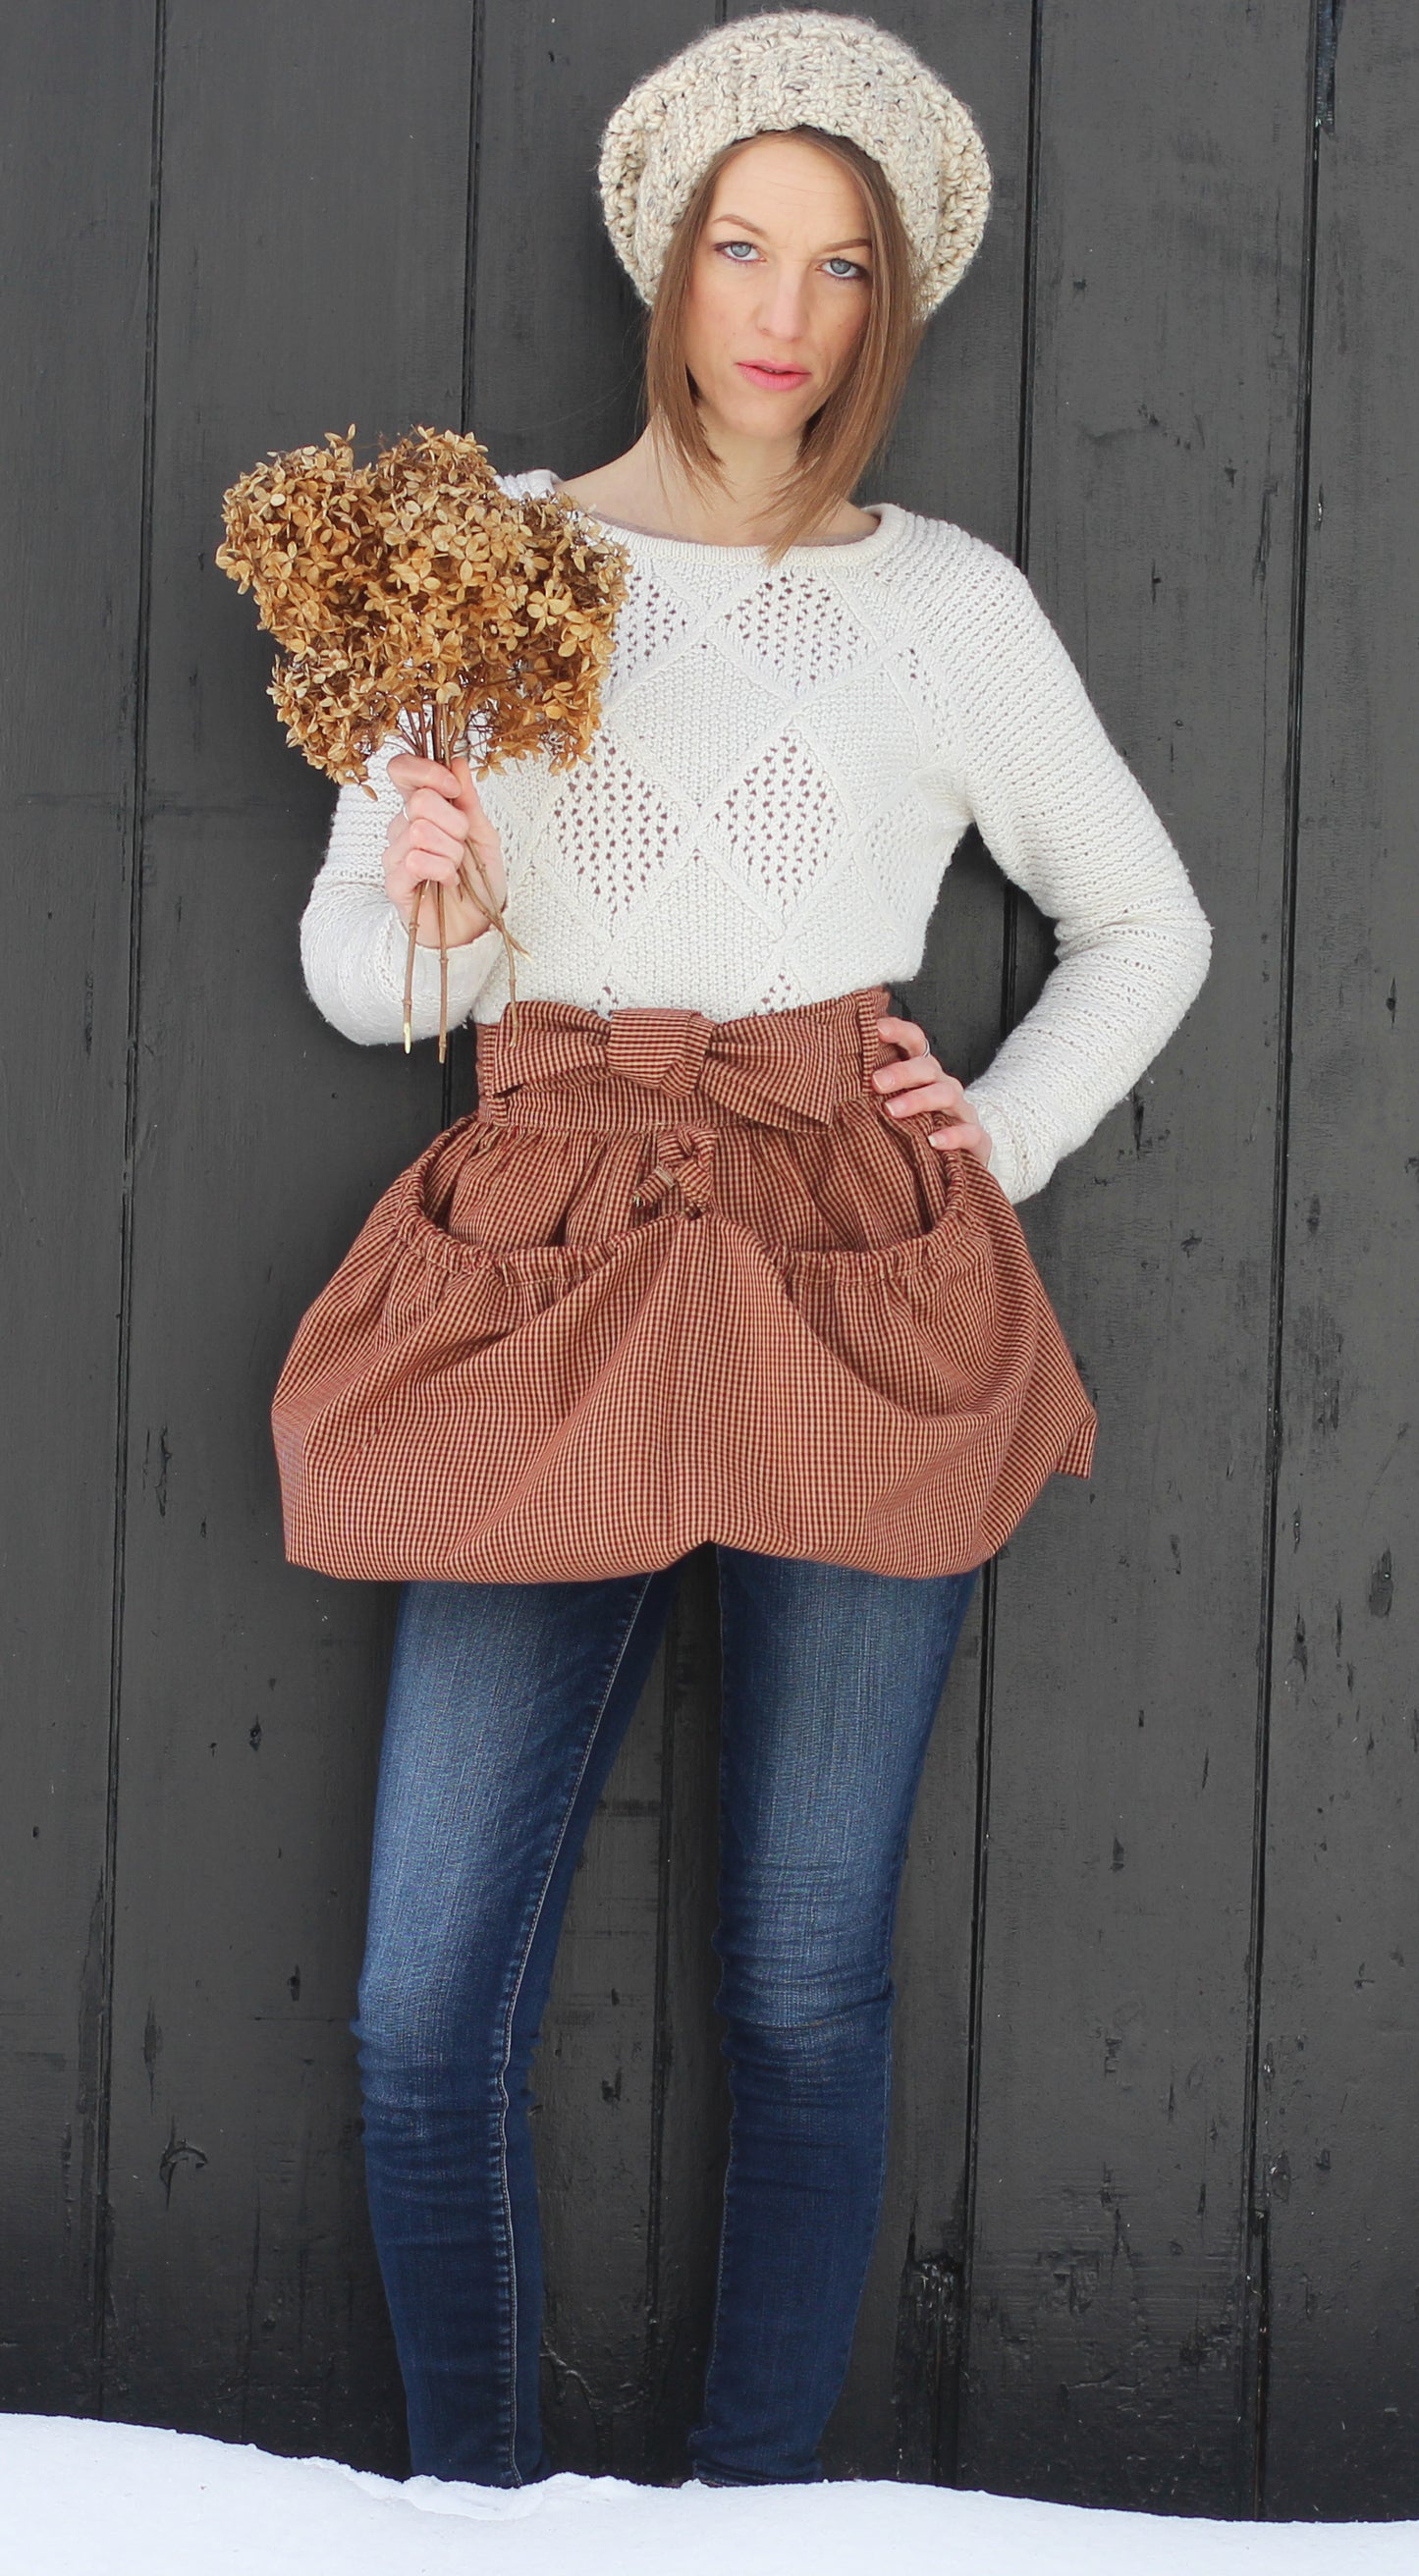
[{"left": 271, "top": 985, "right": 1096, "bottom": 1583}]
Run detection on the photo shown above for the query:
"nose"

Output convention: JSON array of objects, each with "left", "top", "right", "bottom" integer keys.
[{"left": 753, "top": 261, "right": 813, "bottom": 345}]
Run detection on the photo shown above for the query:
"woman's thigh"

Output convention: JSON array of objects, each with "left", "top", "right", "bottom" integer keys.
[
  {"left": 355, "top": 1564, "right": 682, "bottom": 2058},
  {"left": 711, "top": 1549, "right": 982, "bottom": 2017}
]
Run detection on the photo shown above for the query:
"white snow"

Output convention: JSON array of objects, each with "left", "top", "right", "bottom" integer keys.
[{"left": 1, "top": 2414, "right": 1412, "bottom": 2576}]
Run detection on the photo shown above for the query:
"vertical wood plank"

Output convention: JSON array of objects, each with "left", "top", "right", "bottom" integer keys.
[
  {"left": 101, "top": 0, "right": 476, "bottom": 2468},
  {"left": 471, "top": 0, "right": 715, "bottom": 479},
  {"left": 961, "top": 0, "right": 1311, "bottom": 2510},
  {"left": 0, "top": 0, "right": 157, "bottom": 2414},
  {"left": 467, "top": 0, "right": 725, "bottom": 2476},
  {"left": 799, "top": 0, "right": 1036, "bottom": 2478},
  {"left": 1259, "top": 6, "right": 1419, "bottom": 2516}
]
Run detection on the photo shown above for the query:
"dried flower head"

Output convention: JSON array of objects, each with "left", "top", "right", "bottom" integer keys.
[{"left": 216, "top": 424, "right": 630, "bottom": 1052}]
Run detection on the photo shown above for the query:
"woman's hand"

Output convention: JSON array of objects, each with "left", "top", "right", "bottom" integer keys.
[
  {"left": 872, "top": 1013, "right": 994, "bottom": 1169},
  {"left": 384, "top": 752, "right": 507, "bottom": 948}
]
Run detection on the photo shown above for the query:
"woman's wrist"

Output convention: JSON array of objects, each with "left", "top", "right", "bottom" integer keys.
[
  {"left": 398, "top": 889, "right": 496, "bottom": 949},
  {"left": 411, "top": 917, "right": 494, "bottom": 950}
]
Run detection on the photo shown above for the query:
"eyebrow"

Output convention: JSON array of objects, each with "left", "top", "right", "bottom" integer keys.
[{"left": 709, "top": 214, "right": 873, "bottom": 252}]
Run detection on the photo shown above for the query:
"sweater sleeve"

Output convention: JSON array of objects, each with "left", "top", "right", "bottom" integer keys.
[
  {"left": 298, "top": 730, "right": 503, "bottom": 1046},
  {"left": 940, "top": 548, "right": 1212, "bottom": 1205}
]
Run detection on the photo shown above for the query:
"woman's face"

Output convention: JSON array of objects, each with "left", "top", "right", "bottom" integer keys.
[{"left": 680, "top": 134, "right": 874, "bottom": 443}]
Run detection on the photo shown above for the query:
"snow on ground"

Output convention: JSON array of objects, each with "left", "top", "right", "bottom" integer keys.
[{"left": 1, "top": 2415, "right": 1414, "bottom": 2576}]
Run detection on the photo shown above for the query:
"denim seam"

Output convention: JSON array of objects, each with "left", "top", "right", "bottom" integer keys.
[
  {"left": 694, "top": 1558, "right": 735, "bottom": 2467},
  {"left": 494, "top": 1568, "right": 660, "bottom": 2484}
]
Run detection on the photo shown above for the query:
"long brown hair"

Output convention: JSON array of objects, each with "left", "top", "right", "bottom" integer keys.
[{"left": 640, "top": 126, "right": 926, "bottom": 565}]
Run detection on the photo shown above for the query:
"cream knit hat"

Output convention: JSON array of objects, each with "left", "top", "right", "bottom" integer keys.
[{"left": 597, "top": 10, "right": 991, "bottom": 323}]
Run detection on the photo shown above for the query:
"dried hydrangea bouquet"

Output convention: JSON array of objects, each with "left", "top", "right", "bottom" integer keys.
[{"left": 217, "top": 427, "right": 628, "bottom": 1054}]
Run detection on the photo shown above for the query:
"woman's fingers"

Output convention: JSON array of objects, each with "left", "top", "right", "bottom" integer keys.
[
  {"left": 388, "top": 813, "right": 464, "bottom": 881},
  {"left": 874, "top": 1011, "right": 930, "bottom": 1053},
  {"left": 927, "top": 1118, "right": 992, "bottom": 1166},
  {"left": 400, "top": 787, "right": 477, "bottom": 850},
  {"left": 382, "top": 750, "right": 507, "bottom": 944},
  {"left": 879, "top": 1063, "right": 968, "bottom": 1109},
  {"left": 387, "top": 751, "right": 464, "bottom": 798},
  {"left": 872, "top": 1014, "right": 950, "bottom": 1088},
  {"left": 448, "top": 753, "right": 484, "bottom": 809},
  {"left": 388, "top": 765, "right": 499, "bottom": 870},
  {"left": 448, "top": 756, "right": 503, "bottom": 863},
  {"left": 872, "top": 1012, "right": 993, "bottom": 1168},
  {"left": 882, "top": 1075, "right": 966, "bottom": 1113},
  {"left": 872, "top": 1025, "right": 967, "bottom": 1111}
]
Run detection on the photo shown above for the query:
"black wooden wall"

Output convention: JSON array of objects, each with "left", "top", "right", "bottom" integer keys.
[{"left": 2, "top": 0, "right": 1414, "bottom": 2521}]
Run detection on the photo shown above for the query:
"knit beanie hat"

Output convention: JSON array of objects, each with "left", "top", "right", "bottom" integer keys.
[{"left": 597, "top": 10, "right": 991, "bottom": 323}]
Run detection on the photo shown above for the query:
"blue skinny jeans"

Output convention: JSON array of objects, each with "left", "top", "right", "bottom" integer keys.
[{"left": 351, "top": 1544, "right": 980, "bottom": 2488}]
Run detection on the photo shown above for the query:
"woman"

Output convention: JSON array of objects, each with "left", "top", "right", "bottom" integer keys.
[{"left": 281, "top": 12, "right": 1211, "bottom": 2495}]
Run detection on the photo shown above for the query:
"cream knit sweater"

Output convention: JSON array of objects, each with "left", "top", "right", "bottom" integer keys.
[{"left": 300, "top": 468, "right": 1211, "bottom": 1204}]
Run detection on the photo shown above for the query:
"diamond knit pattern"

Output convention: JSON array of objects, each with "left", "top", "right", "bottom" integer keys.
[{"left": 299, "top": 468, "right": 1212, "bottom": 1202}]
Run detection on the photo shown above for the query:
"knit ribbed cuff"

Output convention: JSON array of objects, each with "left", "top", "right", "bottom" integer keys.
[{"left": 965, "top": 1086, "right": 1029, "bottom": 1205}]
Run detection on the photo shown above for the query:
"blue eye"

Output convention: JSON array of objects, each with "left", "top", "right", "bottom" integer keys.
[{"left": 713, "top": 240, "right": 869, "bottom": 281}]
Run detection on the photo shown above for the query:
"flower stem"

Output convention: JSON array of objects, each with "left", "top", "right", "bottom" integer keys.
[
  {"left": 436, "top": 878, "right": 449, "bottom": 1064},
  {"left": 403, "top": 894, "right": 417, "bottom": 1053},
  {"left": 456, "top": 838, "right": 523, "bottom": 1044}
]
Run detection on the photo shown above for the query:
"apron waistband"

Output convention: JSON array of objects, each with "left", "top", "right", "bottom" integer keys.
[{"left": 473, "top": 984, "right": 896, "bottom": 1135}]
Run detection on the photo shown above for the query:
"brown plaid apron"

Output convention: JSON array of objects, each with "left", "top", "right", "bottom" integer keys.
[{"left": 271, "top": 983, "right": 1096, "bottom": 1582}]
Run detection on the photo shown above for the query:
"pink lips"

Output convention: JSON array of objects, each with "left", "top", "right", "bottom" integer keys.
[{"left": 737, "top": 361, "right": 811, "bottom": 389}]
